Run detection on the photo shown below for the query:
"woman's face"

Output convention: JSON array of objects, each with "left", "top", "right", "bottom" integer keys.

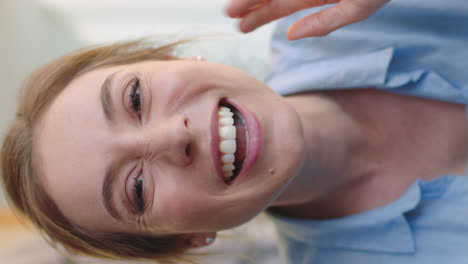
[{"left": 34, "top": 59, "right": 304, "bottom": 236}]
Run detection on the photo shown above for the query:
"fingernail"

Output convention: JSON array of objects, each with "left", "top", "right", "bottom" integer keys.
[{"left": 288, "top": 26, "right": 306, "bottom": 40}]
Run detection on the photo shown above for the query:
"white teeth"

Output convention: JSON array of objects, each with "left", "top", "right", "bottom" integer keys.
[
  {"left": 221, "top": 154, "right": 235, "bottom": 163},
  {"left": 219, "top": 139, "right": 236, "bottom": 154},
  {"left": 218, "top": 106, "right": 237, "bottom": 180},
  {"left": 224, "top": 171, "right": 233, "bottom": 178},
  {"left": 218, "top": 111, "right": 233, "bottom": 117},
  {"left": 219, "top": 117, "right": 234, "bottom": 126},
  {"left": 222, "top": 164, "right": 235, "bottom": 172},
  {"left": 219, "top": 126, "right": 236, "bottom": 139}
]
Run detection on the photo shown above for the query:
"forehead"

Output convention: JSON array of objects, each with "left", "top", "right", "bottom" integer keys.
[{"left": 33, "top": 65, "right": 122, "bottom": 229}]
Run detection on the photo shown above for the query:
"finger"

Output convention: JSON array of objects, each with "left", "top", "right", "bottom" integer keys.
[
  {"left": 238, "top": 0, "right": 339, "bottom": 34},
  {"left": 239, "top": 0, "right": 306, "bottom": 33},
  {"left": 242, "top": 1, "right": 270, "bottom": 18},
  {"left": 287, "top": 1, "right": 378, "bottom": 39},
  {"left": 226, "top": 0, "right": 265, "bottom": 18}
]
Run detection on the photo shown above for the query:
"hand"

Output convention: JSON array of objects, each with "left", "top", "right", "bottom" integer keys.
[{"left": 226, "top": 0, "right": 390, "bottom": 40}]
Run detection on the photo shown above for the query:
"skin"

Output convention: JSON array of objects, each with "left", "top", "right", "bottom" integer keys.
[
  {"left": 34, "top": 58, "right": 468, "bottom": 247},
  {"left": 274, "top": 90, "right": 468, "bottom": 219}
]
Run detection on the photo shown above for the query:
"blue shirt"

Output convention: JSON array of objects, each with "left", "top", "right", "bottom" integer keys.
[
  {"left": 267, "top": 0, "right": 468, "bottom": 106},
  {"left": 267, "top": 176, "right": 468, "bottom": 264},
  {"left": 265, "top": 0, "right": 468, "bottom": 263}
]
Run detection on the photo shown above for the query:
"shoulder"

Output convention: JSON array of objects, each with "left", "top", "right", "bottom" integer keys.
[{"left": 269, "top": 176, "right": 468, "bottom": 264}]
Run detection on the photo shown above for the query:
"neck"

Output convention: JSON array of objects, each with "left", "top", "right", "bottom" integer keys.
[
  {"left": 270, "top": 89, "right": 468, "bottom": 219},
  {"left": 270, "top": 92, "right": 376, "bottom": 209}
]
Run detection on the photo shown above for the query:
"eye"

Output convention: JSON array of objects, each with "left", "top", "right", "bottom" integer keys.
[
  {"left": 127, "top": 77, "right": 142, "bottom": 120},
  {"left": 126, "top": 173, "right": 146, "bottom": 215}
]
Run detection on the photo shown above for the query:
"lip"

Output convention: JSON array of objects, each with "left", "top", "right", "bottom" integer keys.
[
  {"left": 224, "top": 98, "right": 262, "bottom": 185},
  {"left": 211, "top": 100, "right": 225, "bottom": 183}
]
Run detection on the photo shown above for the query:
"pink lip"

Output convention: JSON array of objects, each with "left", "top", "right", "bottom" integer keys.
[
  {"left": 211, "top": 101, "right": 225, "bottom": 183},
  {"left": 224, "top": 98, "right": 262, "bottom": 185}
]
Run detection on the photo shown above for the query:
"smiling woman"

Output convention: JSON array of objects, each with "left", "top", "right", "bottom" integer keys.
[
  {"left": 33, "top": 49, "right": 303, "bottom": 234},
  {"left": 1, "top": 35, "right": 305, "bottom": 262}
]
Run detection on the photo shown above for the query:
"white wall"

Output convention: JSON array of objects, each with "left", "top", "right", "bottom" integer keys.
[
  {"left": 0, "top": 0, "right": 81, "bottom": 204},
  {"left": 39, "top": 0, "right": 273, "bottom": 43},
  {"left": 39, "top": 0, "right": 275, "bottom": 78}
]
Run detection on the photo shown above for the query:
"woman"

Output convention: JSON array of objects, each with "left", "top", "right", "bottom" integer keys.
[{"left": 2, "top": 0, "right": 467, "bottom": 263}]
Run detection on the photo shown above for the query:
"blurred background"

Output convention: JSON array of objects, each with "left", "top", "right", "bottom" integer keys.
[{"left": 0, "top": 0, "right": 278, "bottom": 263}]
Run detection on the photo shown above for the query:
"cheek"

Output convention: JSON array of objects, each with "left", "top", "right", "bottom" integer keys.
[
  {"left": 149, "top": 65, "right": 210, "bottom": 109},
  {"left": 152, "top": 179, "right": 213, "bottom": 231},
  {"left": 154, "top": 182, "right": 259, "bottom": 232}
]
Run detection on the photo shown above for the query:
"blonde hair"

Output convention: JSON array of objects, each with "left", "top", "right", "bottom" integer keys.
[{"left": 1, "top": 37, "right": 204, "bottom": 263}]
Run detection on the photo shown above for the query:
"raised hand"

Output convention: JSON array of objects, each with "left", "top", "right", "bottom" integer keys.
[{"left": 226, "top": 0, "right": 390, "bottom": 40}]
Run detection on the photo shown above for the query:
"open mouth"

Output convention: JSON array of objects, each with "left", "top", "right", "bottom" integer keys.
[{"left": 218, "top": 99, "right": 248, "bottom": 183}]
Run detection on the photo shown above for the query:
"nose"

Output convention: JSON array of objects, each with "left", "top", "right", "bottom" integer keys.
[{"left": 144, "top": 114, "right": 194, "bottom": 167}]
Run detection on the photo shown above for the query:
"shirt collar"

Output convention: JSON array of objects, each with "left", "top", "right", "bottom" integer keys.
[{"left": 268, "top": 180, "right": 422, "bottom": 254}]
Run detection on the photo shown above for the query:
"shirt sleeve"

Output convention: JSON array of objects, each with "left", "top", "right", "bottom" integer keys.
[{"left": 266, "top": 0, "right": 468, "bottom": 107}]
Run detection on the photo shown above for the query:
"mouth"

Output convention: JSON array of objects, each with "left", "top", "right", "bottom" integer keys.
[{"left": 211, "top": 98, "right": 261, "bottom": 185}]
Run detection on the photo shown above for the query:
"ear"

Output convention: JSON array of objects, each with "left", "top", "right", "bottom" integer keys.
[{"left": 183, "top": 232, "right": 217, "bottom": 248}]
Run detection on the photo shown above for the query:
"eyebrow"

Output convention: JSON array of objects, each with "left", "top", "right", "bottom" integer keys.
[
  {"left": 102, "top": 162, "right": 124, "bottom": 222},
  {"left": 100, "top": 72, "right": 119, "bottom": 124},
  {"left": 100, "top": 71, "right": 124, "bottom": 221}
]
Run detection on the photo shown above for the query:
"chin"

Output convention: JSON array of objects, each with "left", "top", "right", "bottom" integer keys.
[{"left": 264, "top": 103, "right": 306, "bottom": 207}]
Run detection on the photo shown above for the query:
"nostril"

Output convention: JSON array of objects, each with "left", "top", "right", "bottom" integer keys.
[{"left": 185, "top": 143, "right": 192, "bottom": 158}]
